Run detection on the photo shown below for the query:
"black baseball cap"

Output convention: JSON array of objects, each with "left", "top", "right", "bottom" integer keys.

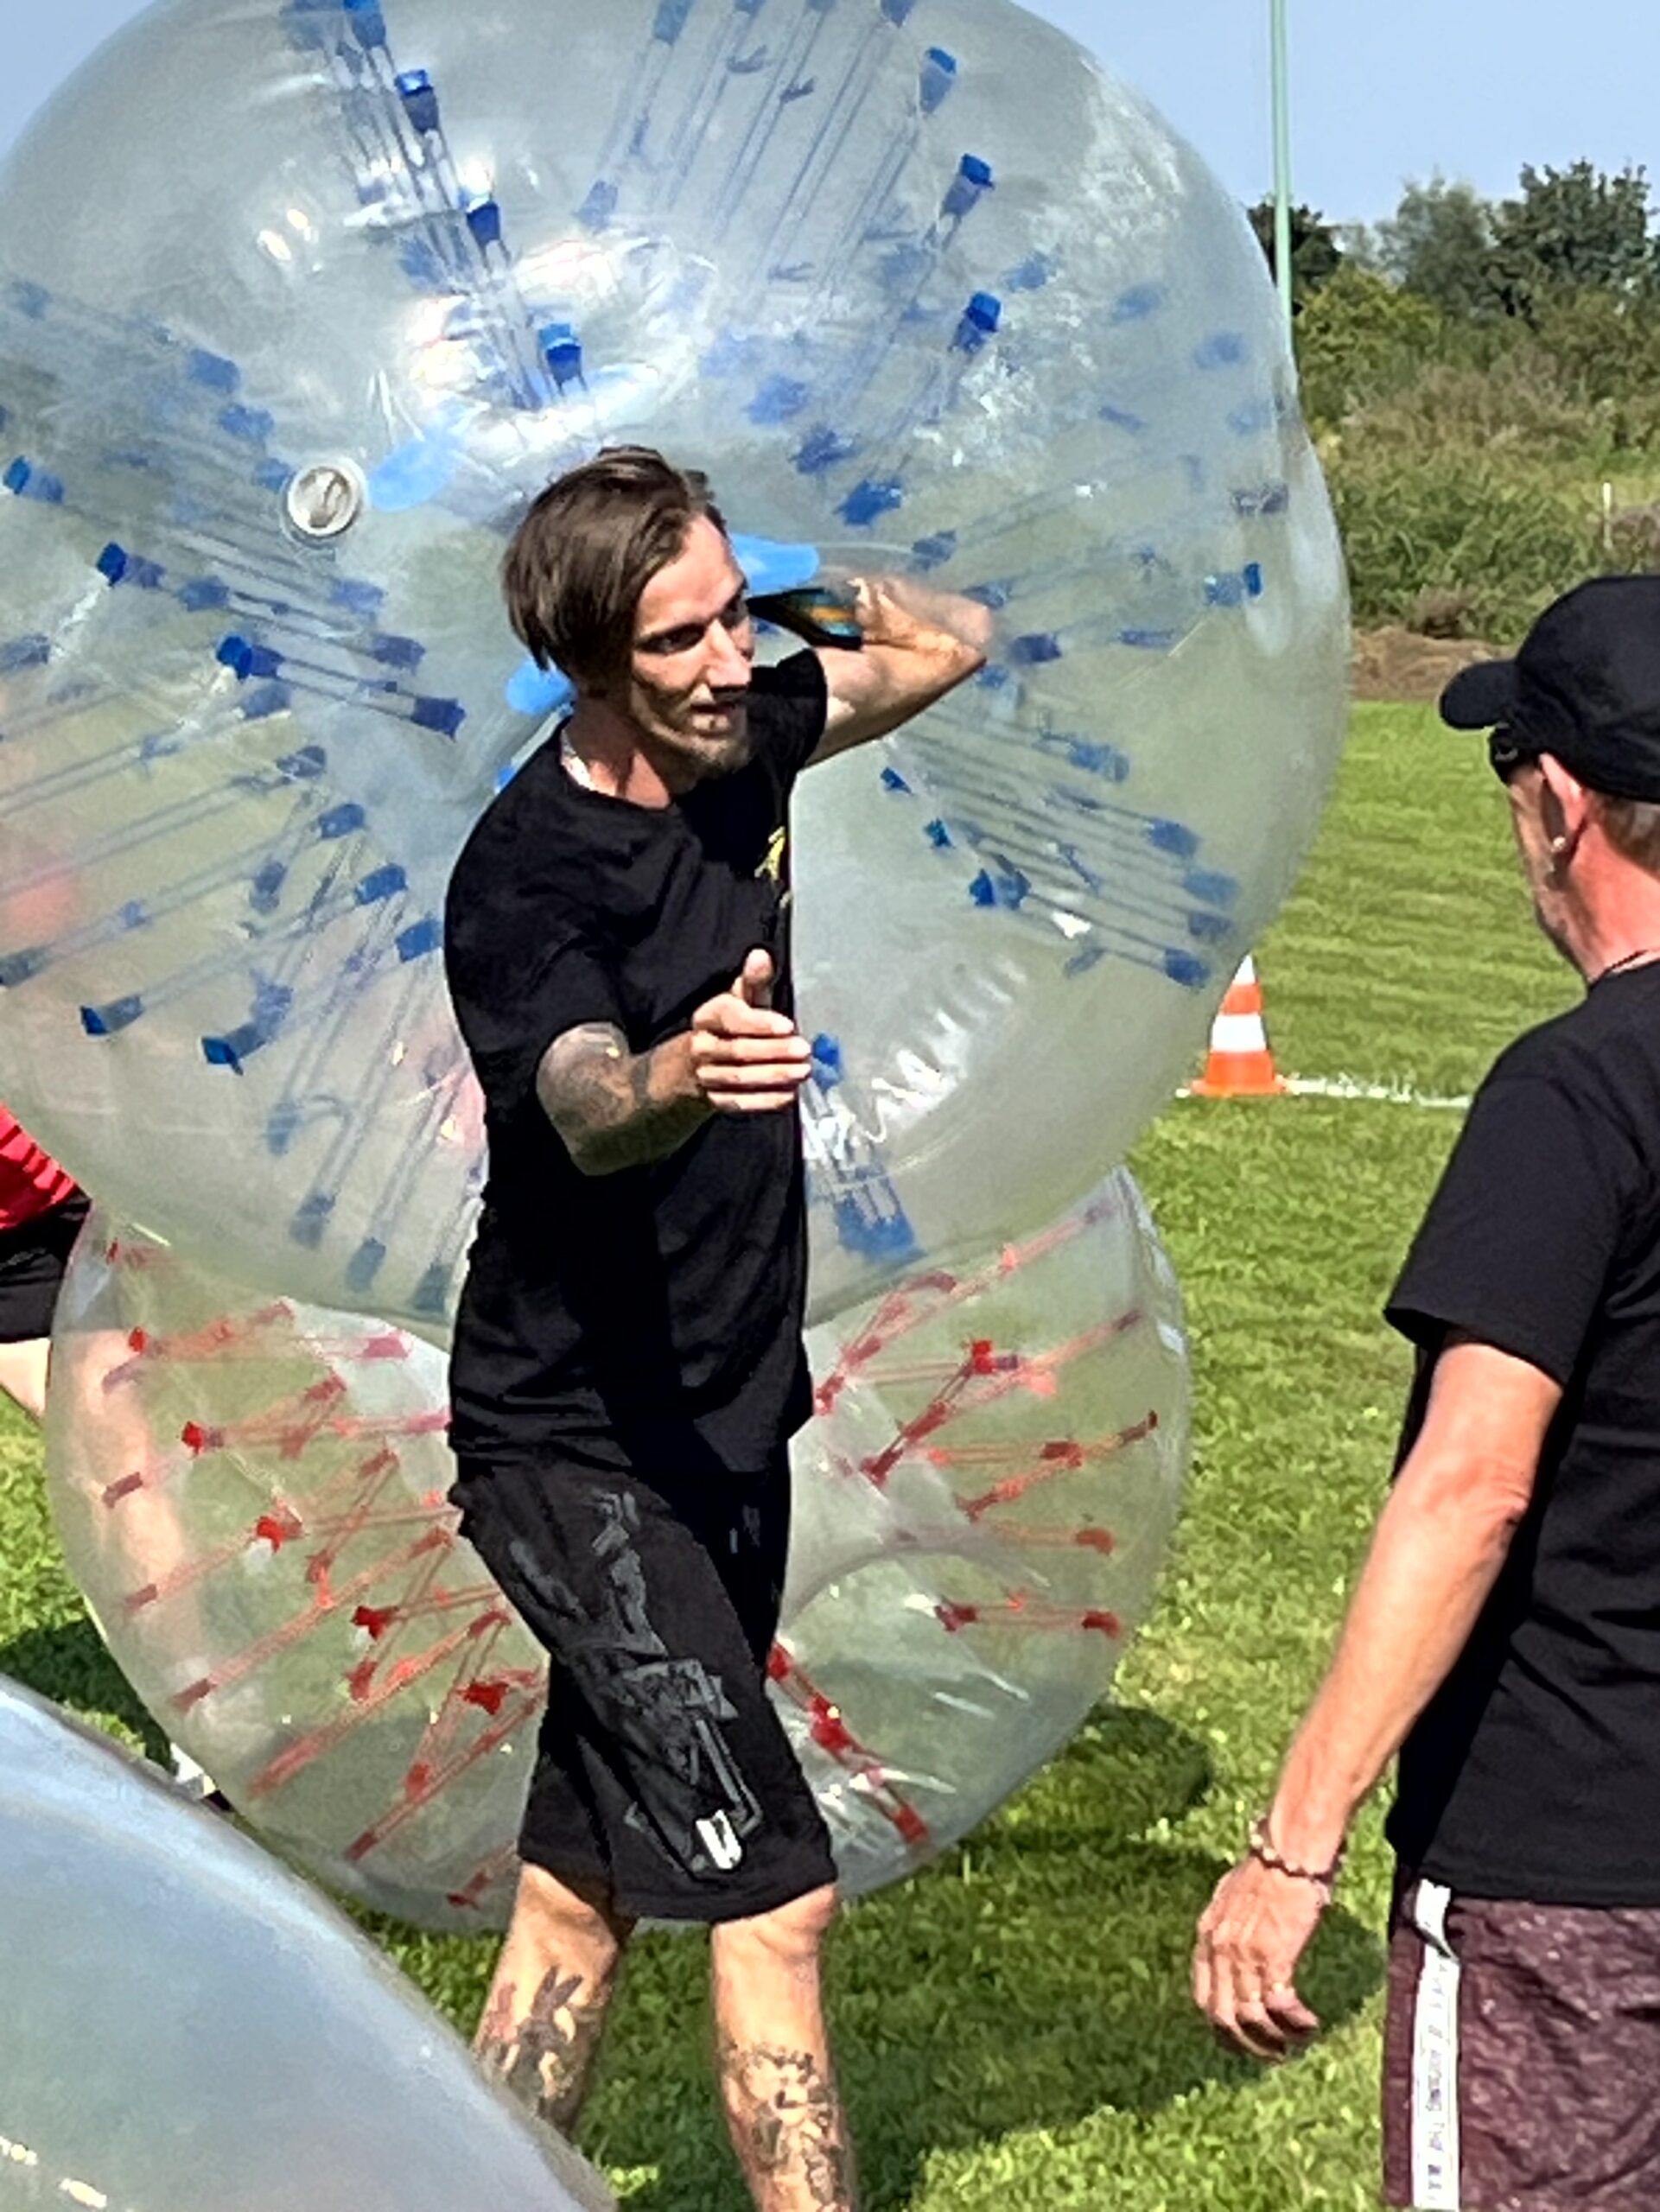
[{"left": 1440, "top": 575, "right": 1660, "bottom": 802}]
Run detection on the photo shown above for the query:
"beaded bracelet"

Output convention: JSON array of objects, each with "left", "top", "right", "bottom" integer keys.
[{"left": 1247, "top": 1815, "right": 1345, "bottom": 1894}]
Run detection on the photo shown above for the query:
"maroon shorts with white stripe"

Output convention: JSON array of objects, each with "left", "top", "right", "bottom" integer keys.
[{"left": 1384, "top": 1872, "right": 1660, "bottom": 2209}]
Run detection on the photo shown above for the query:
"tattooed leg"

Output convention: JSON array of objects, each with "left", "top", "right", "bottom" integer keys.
[
  {"left": 716, "top": 2031, "right": 857, "bottom": 2211},
  {"left": 474, "top": 1865, "right": 632, "bottom": 2137},
  {"left": 476, "top": 1963, "right": 614, "bottom": 2134},
  {"left": 710, "top": 1884, "right": 856, "bottom": 2212}
]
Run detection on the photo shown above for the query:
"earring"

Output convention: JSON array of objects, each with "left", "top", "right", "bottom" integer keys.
[{"left": 1549, "top": 835, "right": 1568, "bottom": 855}]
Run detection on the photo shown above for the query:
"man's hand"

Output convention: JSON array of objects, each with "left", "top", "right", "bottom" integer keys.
[
  {"left": 808, "top": 575, "right": 990, "bottom": 762},
  {"left": 689, "top": 950, "right": 813, "bottom": 1115},
  {"left": 845, "top": 575, "right": 995, "bottom": 658},
  {"left": 1193, "top": 1857, "right": 1325, "bottom": 2063},
  {"left": 537, "top": 950, "right": 809, "bottom": 1172}
]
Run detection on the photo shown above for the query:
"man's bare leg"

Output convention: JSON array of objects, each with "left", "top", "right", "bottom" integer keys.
[
  {"left": 710, "top": 1883, "right": 855, "bottom": 2212},
  {"left": 0, "top": 1336, "right": 48, "bottom": 1421},
  {"left": 475, "top": 1863, "right": 634, "bottom": 2138}
]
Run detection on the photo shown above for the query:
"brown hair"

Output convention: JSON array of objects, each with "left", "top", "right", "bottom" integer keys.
[{"left": 502, "top": 446, "right": 727, "bottom": 690}]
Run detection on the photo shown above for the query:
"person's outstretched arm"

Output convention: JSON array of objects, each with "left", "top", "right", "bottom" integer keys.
[
  {"left": 1191, "top": 1335, "right": 1558, "bottom": 2061},
  {"left": 536, "top": 949, "right": 811, "bottom": 1176}
]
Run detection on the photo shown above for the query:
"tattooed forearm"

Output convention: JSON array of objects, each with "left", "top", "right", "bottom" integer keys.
[
  {"left": 537, "top": 1020, "right": 708, "bottom": 1175},
  {"left": 475, "top": 1966, "right": 611, "bottom": 2137},
  {"left": 716, "top": 2031, "right": 857, "bottom": 2210}
]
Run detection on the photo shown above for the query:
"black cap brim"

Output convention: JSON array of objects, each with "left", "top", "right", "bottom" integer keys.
[{"left": 1440, "top": 660, "right": 1519, "bottom": 729}]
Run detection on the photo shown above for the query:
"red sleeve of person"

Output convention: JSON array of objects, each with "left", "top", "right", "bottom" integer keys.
[{"left": 0, "top": 1108, "right": 80, "bottom": 1230}]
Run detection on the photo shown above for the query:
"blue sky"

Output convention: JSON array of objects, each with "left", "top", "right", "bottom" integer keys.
[{"left": 4, "top": 1, "right": 1658, "bottom": 226}]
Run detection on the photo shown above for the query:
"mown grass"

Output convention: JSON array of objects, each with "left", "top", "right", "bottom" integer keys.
[{"left": 0, "top": 703, "right": 1576, "bottom": 2208}]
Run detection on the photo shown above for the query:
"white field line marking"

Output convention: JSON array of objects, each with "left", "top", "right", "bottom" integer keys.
[
  {"left": 1174, "top": 1077, "right": 1473, "bottom": 1111},
  {"left": 1285, "top": 1075, "right": 1472, "bottom": 1112}
]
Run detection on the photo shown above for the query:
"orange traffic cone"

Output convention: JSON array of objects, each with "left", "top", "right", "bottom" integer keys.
[{"left": 1191, "top": 956, "right": 1287, "bottom": 1096}]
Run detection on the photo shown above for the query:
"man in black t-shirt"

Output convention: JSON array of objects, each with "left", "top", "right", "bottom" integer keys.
[
  {"left": 1193, "top": 576, "right": 1660, "bottom": 2210},
  {"left": 444, "top": 446, "right": 988, "bottom": 2209}
]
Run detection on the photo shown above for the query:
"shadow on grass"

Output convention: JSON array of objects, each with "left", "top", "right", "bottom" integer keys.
[
  {"left": 580, "top": 1707, "right": 1384, "bottom": 2210},
  {"left": 0, "top": 1617, "right": 170, "bottom": 1763}
]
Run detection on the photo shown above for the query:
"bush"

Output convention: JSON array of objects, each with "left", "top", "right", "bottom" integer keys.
[
  {"left": 1303, "top": 165, "right": 1660, "bottom": 631},
  {"left": 1295, "top": 267, "right": 1444, "bottom": 433},
  {"left": 1329, "top": 454, "right": 1597, "bottom": 639},
  {"left": 1409, "top": 584, "right": 1485, "bottom": 639},
  {"left": 1607, "top": 505, "right": 1660, "bottom": 572},
  {"left": 1529, "top": 287, "right": 1660, "bottom": 452},
  {"left": 1345, "top": 355, "right": 1592, "bottom": 466}
]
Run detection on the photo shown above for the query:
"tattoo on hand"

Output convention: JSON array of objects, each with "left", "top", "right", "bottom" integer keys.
[
  {"left": 475, "top": 1966, "right": 610, "bottom": 2137},
  {"left": 717, "top": 2031, "right": 856, "bottom": 2209},
  {"left": 537, "top": 1020, "right": 706, "bottom": 1174}
]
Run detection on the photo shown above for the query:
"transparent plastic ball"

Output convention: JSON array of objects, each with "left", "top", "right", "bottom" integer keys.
[
  {"left": 0, "top": 0, "right": 1345, "bottom": 1332},
  {"left": 0, "top": 1675, "right": 616, "bottom": 2210},
  {"left": 47, "top": 1170, "right": 1186, "bottom": 1925}
]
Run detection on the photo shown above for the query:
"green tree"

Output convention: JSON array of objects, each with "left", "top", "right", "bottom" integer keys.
[
  {"left": 1246, "top": 198, "right": 1343, "bottom": 310},
  {"left": 1294, "top": 264, "right": 1443, "bottom": 431},
  {"left": 1530, "top": 285, "right": 1660, "bottom": 451},
  {"left": 1334, "top": 220, "right": 1383, "bottom": 271},
  {"left": 1490, "top": 162, "right": 1657, "bottom": 319},
  {"left": 1376, "top": 175, "right": 1498, "bottom": 320}
]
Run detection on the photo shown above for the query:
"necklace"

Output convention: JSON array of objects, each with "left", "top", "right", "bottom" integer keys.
[
  {"left": 558, "top": 723, "right": 597, "bottom": 791},
  {"left": 1593, "top": 946, "right": 1660, "bottom": 985}
]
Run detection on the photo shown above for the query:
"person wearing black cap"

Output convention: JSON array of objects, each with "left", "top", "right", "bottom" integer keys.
[{"left": 1193, "top": 574, "right": 1660, "bottom": 2209}]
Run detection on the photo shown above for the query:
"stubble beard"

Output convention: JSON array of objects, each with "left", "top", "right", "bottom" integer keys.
[{"left": 640, "top": 703, "right": 754, "bottom": 790}]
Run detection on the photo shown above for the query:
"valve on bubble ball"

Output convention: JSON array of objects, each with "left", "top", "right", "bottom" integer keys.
[{"left": 283, "top": 459, "right": 366, "bottom": 543}]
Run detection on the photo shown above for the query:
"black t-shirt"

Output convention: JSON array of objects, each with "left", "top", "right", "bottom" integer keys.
[
  {"left": 443, "top": 652, "right": 828, "bottom": 1477},
  {"left": 1385, "top": 963, "right": 1660, "bottom": 1904}
]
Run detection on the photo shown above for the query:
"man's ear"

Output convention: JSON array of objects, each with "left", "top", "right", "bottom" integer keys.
[{"left": 1537, "top": 753, "right": 1589, "bottom": 853}]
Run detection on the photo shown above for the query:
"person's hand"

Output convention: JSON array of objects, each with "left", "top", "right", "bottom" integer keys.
[
  {"left": 1193, "top": 1855, "right": 1326, "bottom": 2062},
  {"left": 840, "top": 573, "right": 997, "bottom": 657},
  {"left": 688, "top": 950, "right": 813, "bottom": 1113}
]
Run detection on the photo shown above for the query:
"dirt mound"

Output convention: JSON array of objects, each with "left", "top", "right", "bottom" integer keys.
[{"left": 1352, "top": 626, "right": 1494, "bottom": 703}]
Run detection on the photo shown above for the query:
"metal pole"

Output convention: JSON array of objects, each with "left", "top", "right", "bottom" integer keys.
[{"left": 1269, "top": 0, "right": 1294, "bottom": 342}]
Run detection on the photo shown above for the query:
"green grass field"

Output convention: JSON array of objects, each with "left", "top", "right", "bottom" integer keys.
[{"left": 0, "top": 703, "right": 1579, "bottom": 2209}]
